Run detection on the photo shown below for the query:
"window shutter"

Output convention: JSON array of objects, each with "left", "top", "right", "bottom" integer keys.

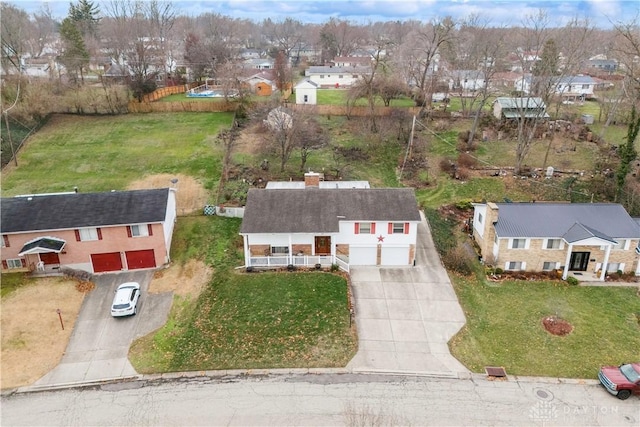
[
  {"left": 127, "top": 226, "right": 132, "bottom": 238},
  {"left": 371, "top": 223, "right": 376, "bottom": 234},
  {"left": 388, "top": 223, "right": 393, "bottom": 234},
  {"left": 147, "top": 224, "right": 153, "bottom": 236},
  {"left": 404, "top": 223, "right": 409, "bottom": 234},
  {"left": 21, "top": 259, "right": 26, "bottom": 267},
  {"left": 3, "top": 235, "right": 9, "bottom": 247},
  {"left": 75, "top": 230, "right": 81, "bottom": 241},
  {"left": 97, "top": 228, "right": 103, "bottom": 240},
  {"left": 2, "top": 260, "right": 7, "bottom": 269},
  {"left": 354, "top": 223, "right": 359, "bottom": 234}
]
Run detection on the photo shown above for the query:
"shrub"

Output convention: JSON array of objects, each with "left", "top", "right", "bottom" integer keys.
[
  {"left": 455, "top": 166, "right": 471, "bottom": 180},
  {"left": 439, "top": 158, "right": 455, "bottom": 174},
  {"left": 457, "top": 152, "right": 478, "bottom": 169},
  {"left": 566, "top": 276, "right": 579, "bottom": 286},
  {"left": 494, "top": 267, "right": 504, "bottom": 275},
  {"left": 443, "top": 244, "right": 476, "bottom": 275}
]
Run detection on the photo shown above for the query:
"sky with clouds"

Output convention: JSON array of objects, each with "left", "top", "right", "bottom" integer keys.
[{"left": 7, "top": 0, "right": 640, "bottom": 28}]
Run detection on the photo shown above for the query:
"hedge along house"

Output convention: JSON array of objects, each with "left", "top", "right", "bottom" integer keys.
[
  {"left": 472, "top": 202, "right": 640, "bottom": 281},
  {"left": 240, "top": 173, "right": 422, "bottom": 271},
  {"left": 1, "top": 188, "right": 177, "bottom": 275}
]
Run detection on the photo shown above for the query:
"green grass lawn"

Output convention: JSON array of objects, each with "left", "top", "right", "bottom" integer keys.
[
  {"left": 1, "top": 113, "right": 234, "bottom": 196},
  {"left": 316, "top": 89, "right": 415, "bottom": 107},
  {"left": 129, "top": 216, "right": 356, "bottom": 372},
  {"left": 0, "top": 273, "right": 31, "bottom": 299},
  {"left": 449, "top": 275, "right": 640, "bottom": 379}
]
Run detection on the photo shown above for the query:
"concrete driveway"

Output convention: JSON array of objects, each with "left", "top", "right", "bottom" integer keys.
[
  {"left": 347, "top": 212, "right": 470, "bottom": 378},
  {"left": 27, "top": 270, "right": 173, "bottom": 390}
]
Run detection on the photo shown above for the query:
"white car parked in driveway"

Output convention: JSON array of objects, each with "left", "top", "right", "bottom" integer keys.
[{"left": 111, "top": 282, "right": 140, "bottom": 317}]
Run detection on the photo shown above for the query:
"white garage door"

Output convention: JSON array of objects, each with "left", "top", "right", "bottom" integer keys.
[
  {"left": 381, "top": 247, "right": 410, "bottom": 266},
  {"left": 350, "top": 246, "right": 377, "bottom": 266}
]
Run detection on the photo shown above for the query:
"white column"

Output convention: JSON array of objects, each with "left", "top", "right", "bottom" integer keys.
[
  {"left": 600, "top": 244, "right": 611, "bottom": 281},
  {"left": 243, "top": 235, "right": 250, "bottom": 267},
  {"left": 562, "top": 243, "right": 573, "bottom": 280},
  {"left": 288, "top": 234, "right": 293, "bottom": 265}
]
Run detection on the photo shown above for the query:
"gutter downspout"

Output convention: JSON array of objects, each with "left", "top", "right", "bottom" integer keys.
[{"left": 600, "top": 244, "right": 611, "bottom": 281}]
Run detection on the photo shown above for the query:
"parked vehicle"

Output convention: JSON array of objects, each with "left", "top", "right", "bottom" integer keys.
[
  {"left": 110, "top": 282, "right": 140, "bottom": 317},
  {"left": 598, "top": 363, "right": 640, "bottom": 400}
]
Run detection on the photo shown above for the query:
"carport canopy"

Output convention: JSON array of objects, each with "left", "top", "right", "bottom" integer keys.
[{"left": 18, "top": 236, "right": 66, "bottom": 256}]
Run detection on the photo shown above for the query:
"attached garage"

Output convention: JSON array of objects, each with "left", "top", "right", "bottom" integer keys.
[
  {"left": 381, "top": 246, "right": 410, "bottom": 266},
  {"left": 125, "top": 249, "right": 156, "bottom": 270},
  {"left": 91, "top": 252, "right": 123, "bottom": 273},
  {"left": 349, "top": 246, "right": 377, "bottom": 266}
]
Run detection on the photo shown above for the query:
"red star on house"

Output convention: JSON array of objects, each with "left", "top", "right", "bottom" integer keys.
[{"left": 377, "top": 235, "right": 385, "bottom": 242}]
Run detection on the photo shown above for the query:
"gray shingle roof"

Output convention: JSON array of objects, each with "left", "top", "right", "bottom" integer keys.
[
  {"left": 240, "top": 188, "right": 421, "bottom": 234},
  {"left": 493, "top": 203, "right": 640, "bottom": 239},
  {"left": 1, "top": 188, "right": 170, "bottom": 233}
]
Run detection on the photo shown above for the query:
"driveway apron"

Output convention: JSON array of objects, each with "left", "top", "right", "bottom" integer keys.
[
  {"left": 347, "top": 211, "right": 469, "bottom": 377},
  {"left": 29, "top": 270, "right": 173, "bottom": 389}
]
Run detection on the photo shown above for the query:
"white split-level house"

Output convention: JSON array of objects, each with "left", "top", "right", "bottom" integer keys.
[
  {"left": 304, "top": 65, "right": 370, "bottom": 88},
  {"left": 472, "top": 202, "right": 640, "bottom": 281},
  {"left": 240, "top": 173, "right": 422, "bottom": 271}
]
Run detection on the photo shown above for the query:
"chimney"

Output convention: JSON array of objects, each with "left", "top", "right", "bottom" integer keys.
[{"left": 304, "top": 172, "right": 320, "bottom": 188}]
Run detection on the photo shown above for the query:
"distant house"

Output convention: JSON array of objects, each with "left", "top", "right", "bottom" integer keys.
[
  {"left": 583, "top": 58, "right": 618, "bottom": 74},
  {"left": 472, "top": 202, "right": 640, "bottom": 281},
  {"left": 332, "top": 56, "right": 372, "bottom": 67},
  {"left": 240, "top": 173, "right": 422, "bottom": 270},
  {"left": 240, "top": 70, "right": 276, "bottom": 96},
  {"left": 294, "top": 79, "right": 318, "bottom": 105},
  {"left": 514, "top": 74, "right": 597, "bottom": 99},
  {"left": 1, "top": 188, "right": 177, "bottom": 275},
  {"left": 447, "top": 70, "right": 486, "bottom": 92},
  {"left": 243, "top": 58, "right": 274, "bottom": 70},
  {"left": 304, "top": 65, "right": 369, "bottom": 88},
  {"left": 493, "top": 97, "right": 550, "bottom": 120}
]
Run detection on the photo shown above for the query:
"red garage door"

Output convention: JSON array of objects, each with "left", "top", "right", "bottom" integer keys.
[
  {"left": 91, "top": 252, "right": 123, "bottom": 273},
  {"left": 125, "top": 249, "right": 156, "bottom": 270}
]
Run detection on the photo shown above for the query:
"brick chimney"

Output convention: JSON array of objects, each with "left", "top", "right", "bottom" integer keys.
[{"left": 304, "top": 172, "right": 320, "bottom": 188}]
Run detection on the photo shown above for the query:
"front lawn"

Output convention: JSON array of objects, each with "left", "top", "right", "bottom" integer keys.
[
  {"left": 450, "top": 276, "right": 640, "bottom": 379},
  {"left": 129, "top": 216, "right": 357, "bottom": 373}
]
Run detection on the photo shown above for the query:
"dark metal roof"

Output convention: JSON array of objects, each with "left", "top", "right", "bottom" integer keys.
[
  {"left": 493, "top": 203, "right": 640, "bottom": 239},
  {"left": 1, "top": 188, "right": 170, "bottom": 233},
  {"left": 19, "top": 237, "right": 66, "bottom": 255},
  {"left": 240, "top": 188, "right": 421, "bottom": 234}
]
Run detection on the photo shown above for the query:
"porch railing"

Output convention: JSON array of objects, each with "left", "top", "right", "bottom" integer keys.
[{"left": 247, "top": 255, "right": 349, "bottom": 272}]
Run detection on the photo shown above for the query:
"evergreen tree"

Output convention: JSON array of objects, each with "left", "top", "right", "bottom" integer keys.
[
  {"left": 59, "top": 17, "right": 89, "bottom": 83},
  {"left": 69, "top": 0, "right": 100, "bottom": 38},
  {"left": 532, "top": 38, "right": 560, "bottom": 76}
]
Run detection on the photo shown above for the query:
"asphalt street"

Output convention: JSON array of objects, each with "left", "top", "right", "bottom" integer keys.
[{"left": 2, "top": 373, "right": 638, "bottom": 426}]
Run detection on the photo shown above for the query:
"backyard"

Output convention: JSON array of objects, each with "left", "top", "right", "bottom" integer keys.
[{"left": 1, "top": 110, "right": 638, "bottom": 386}]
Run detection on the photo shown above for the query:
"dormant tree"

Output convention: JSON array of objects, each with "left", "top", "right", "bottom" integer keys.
[
  {"left": 263, "top": 18, "right": 305, "bottom": 63},
  {"left": 319, "top": 18, "right": 365, "bottom": 63},
  {"left": 398, "top": 18, "right": 456, "bottom": 115},
  {"left": 1, "top": 4, "right": 30, "bottom": 73}
]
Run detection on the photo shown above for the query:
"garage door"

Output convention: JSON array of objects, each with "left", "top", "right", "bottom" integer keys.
[
  {"left": 91, "top": 252, "right": 122, "bottom": 273},
  {"left": 349, "top": 246, "right": 377, "bottom": 266},
  {"left": 381, "top": 247, "right": 410, "bottom": 266},
  {"left": 125, "top": 249, "right": 156, "bottom": 270}
]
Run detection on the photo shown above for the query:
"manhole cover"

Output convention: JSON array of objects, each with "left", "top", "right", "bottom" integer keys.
[{"left": 534, "top": 388, "right": 554, "bottom": 401}]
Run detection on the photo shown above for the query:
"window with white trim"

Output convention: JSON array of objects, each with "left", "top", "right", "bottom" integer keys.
[
  {"left": 6, "top": 259, "right": 23, "bottom": 269},
  {"left": 542, "top": 261, "right": 557, "bottom": 271},
  {"left": 506, "top": 261, "right": 524, "bottom": 271},
  {"left": 391, "top": 223, "right": 405, "bottom": 234},
  {"left": 78, "top": 227, "right": 99, "bottom": 241},
  {"left": 271, "top": 246, "right": 289, "bottom": 254},
  {"left": 0, "top": 236, "right": 6, "bottom": 248},
  {"left": 358, "top": 223, "right": 373, "bottom": 234},
  {"left": 545, "top": 239, "right": 562, "bottom": 249},
  {"left": 130, "top": 224, "right": 149, "bottom": 237},
  {"left": 510, "top": 238, "right": 526, "bottom": 249}
]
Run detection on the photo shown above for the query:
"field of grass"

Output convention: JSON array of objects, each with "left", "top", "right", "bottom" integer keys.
[
  {"left": 1, "top": 113, "right": 234, "bottom": 196},
  {"left": 449, "top": 275, "right": 640, "bottom": 379},
  {"left": 0, "top": 273, "right": 30, "bottom": 299},
  {"left": 316, "top": 89, "right": 415, "bottom": 107},
  {"left": 129, "top": 216, "right": 356, "bottom": 372}
]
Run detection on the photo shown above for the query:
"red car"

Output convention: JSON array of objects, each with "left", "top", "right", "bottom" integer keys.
[{"left": 598, "top": 363, "right": 640, "bottom": 400}]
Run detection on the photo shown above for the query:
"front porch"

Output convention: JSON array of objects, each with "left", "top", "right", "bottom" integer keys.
[{"left": 246, "top": 254, "right": 349, "bottom": 272}]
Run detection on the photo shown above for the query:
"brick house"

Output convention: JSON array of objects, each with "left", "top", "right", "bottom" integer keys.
[
  {"left": 472, "top": 202, "right": 640, "bottom": 281},
  {"left": 240, "top": 173, "right": 421, "bottom": 271},
  {"left": 1, "top": 188, "right": 177, "bottom": 275}
]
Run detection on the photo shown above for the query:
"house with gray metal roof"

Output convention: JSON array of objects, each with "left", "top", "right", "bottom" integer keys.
[
  {"left": 493, "top": 97, "right": 550, "bottom": 120},
  {"left": 240, "top": 173, "right": 421, "bottom": 270},
  {"left": 472, "top": 202, "right": 640, "bottom": 281},
  {"left": 1, "top": 188, "right": 177, "bottom": 275}
]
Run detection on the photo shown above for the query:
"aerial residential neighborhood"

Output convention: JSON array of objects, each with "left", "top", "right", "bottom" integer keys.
[{"left": 1, "top": 0, "right": 639, "bottom": 424}]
